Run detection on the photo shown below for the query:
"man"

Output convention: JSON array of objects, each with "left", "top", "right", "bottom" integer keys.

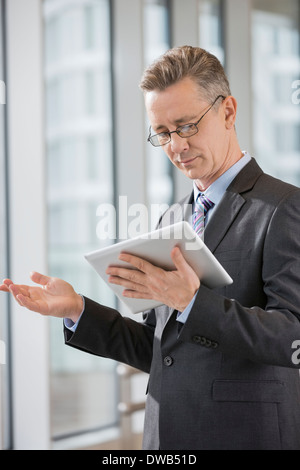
[{"left": 1, "top": 46, "right": 300, "bottom": 450}]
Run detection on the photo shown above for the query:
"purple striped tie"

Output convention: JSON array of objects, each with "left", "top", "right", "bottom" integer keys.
[{"left": 193, "top": 194, "right": 214, "bottom": 237}]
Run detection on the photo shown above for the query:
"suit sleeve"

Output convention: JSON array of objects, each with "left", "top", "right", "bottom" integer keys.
[
  {"left": 64, "top": 296, "right": 155, "bottom": 374},
  {"left": 179, "top": 189, "right": 300, "bottom": 369}
]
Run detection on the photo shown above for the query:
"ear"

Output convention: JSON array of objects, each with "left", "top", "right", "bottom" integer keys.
[{"left": 223, "top": 96, "right": 237, "bottom": 130}]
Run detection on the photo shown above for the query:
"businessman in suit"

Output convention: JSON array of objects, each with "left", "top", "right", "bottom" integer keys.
[{"left": 1, "top": 46, "right": 300, "bottom": 449}]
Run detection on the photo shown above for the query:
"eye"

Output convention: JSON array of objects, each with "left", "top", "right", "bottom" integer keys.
[
  {"left": 157, "top": 132, "right": 170, "bottom": 141},
  {"left": 177, "top": 124, "right": 195, "bottom": 136},
  {"left": 158, "top": 131, "right": 169, "bottom": 137}
]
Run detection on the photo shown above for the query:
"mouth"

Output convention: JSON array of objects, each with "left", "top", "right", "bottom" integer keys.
[{"left": 178, "top": 156, "right": 198, "bottom": 167}]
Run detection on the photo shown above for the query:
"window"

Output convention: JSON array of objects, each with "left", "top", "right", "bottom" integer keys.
[
  {"left": 0, "top": 0, "right": 11, "bottom": 450},
  {"left": 198, "top": 0, "right": 224, "bottom": 64},
  {"left": 143, "top": 0, "right": 173, "bottom": 216},
  {"left": 252, "top": 0, "right": 300, "bottom": 184},
  {"left": 43, "top": 0, "right": 117, "bottom": 441}
]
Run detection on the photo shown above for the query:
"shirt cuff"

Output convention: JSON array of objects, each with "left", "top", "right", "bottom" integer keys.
[
  {"left": 64, "top": 295, "right": 85, "bottom": 333},
  {"left": 176, "top": 292, "right": 197, "bottom": 324}
]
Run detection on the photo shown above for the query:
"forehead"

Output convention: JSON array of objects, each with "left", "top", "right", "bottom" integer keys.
[{"left": 144, "top": 77, "right": 207, "bottom": 129}]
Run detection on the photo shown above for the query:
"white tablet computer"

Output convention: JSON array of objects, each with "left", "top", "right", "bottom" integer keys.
[{"left": 84, "top": 221, "right": 233, "bottom": 314}]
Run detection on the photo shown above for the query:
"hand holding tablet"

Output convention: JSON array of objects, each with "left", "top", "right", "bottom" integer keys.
[{"left": 84, "top": 221, "right": 233, "bottom": 314}]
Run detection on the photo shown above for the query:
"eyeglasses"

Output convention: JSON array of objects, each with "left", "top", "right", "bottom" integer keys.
[{"left": 147, "top": 95, "right": 225, "bottom": 147}]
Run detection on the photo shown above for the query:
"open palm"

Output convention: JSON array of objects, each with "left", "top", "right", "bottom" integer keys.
[{"left": 0, "top": 272, "right": 83, "bottom": 322}]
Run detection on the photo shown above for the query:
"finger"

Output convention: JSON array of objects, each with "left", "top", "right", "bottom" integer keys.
[
  {"left": 108, "top": 275, "right": 149, "bottom": 294},
  {"left": 122, "top": 289, "right": 153, "bottom": 300},
  {"left": 0, "top": 284, "right": 10, "bottom": 292},
  {"left": 107, "top": 265, "right": 146, "bottom": 284},
  {"left": 4, "top": 280, "right": 31, "bottom": 297},
  {"left": 170, "top": 246, "right": 192, "bottom": 273},
  {"left": 3, "top": 285, "right": 27, "bottom": 307},
  {"left": 30, "top": 271, "right": 51, "bottom": 287},
  {"left": 3, "top": 279, "right": 13, "bottom": 288},
  {"left": 107, "top": 266, "right": 148, "bottom": 289},
  {"left": 118, "top": 252, "right": 160, "bottom": 275},
  {"left": 8, "top": 284, "right": 26, "bottom": 298},
  {"left": 15, "top": 294, "right": 41, "bottom": 313}
]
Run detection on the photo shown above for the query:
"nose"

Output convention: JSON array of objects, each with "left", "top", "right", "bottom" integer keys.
[{"left": 169, "top": 132, "right": 189, "bottom": 154}]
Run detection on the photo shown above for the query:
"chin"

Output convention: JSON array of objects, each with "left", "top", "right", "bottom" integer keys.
[{"left": 182, "top": 167, "right": 200, "bottom": 180}]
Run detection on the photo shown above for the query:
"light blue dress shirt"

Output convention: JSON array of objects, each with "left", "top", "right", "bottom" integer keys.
[{"left": 66, "top": 152, "right": 251, "bottom": 332}]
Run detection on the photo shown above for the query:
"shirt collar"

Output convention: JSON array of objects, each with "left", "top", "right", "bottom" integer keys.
[{"left": 193, "top": 151, "right": 252, "bottom": 205}]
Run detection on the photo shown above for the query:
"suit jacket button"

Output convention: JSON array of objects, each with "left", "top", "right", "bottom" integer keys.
[
  {"left": 192, "top": 335, "right": 201, "bottom": 343},
  {"left": 211, "top": 341, "right": 218, "bottom": 348},
  {"left": 163, "top": 356, "right": 173, "bottom": 366}
]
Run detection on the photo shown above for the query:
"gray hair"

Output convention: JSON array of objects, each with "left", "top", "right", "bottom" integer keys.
[{"left": 140, "top": 45, "right": 231, "bottom": 104}]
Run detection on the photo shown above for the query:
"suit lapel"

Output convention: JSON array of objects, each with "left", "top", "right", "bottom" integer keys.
[
  {"left": 204, "top": 158, "right": 263, "bottom": 253},
  {"left": 173, "top": 189, "right": 246, "bottom": 255},
  {"left": 203, "top": 191, "right": 245, "bottom": 253},
  {"left": 159, "top": 194, "right": 193, "bottom": 228}
]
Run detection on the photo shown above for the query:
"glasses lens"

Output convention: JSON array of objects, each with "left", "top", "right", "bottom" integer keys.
[
  {"left": 177, "top": 123, "right": 198, "bottom": 137},
  {"left": 151, "top": 133, "right": 170, "bottom": 147}
]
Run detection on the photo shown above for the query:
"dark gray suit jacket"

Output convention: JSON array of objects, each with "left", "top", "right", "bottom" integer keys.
[{"left": 65, "top": 158, "right": 300, "bottom": 450}]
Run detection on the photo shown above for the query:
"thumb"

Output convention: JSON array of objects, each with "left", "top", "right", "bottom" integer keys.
[
  {"left": 170, "top": 246, "right": 191, "bottom": 272},
  {"left": 30, "top": 271, "right": 51, "bottom": 287}
]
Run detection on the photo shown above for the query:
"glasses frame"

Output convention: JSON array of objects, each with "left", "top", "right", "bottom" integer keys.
[{"left": 147, "top": 94, "right": 226, "bottom": 147}]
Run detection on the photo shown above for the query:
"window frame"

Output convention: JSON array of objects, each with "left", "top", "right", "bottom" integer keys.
[{"left": 0, "top": 0, "right": 12, "bottom": 451}]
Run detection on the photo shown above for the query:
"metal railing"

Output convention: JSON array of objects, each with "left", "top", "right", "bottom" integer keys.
[{"left": 117, "top": 363, "right": 146, "bottom": 449}]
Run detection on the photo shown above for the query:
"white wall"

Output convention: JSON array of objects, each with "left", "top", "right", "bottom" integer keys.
[
  {"left": 6, "top": 0, "right": 50, "bottom": 449},
  {"left": 224, "top": 0, "right": 253, "bottom": 153}
]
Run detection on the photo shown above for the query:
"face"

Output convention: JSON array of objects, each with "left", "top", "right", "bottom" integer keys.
[{"left": 145, "top": 77, "right": 238, "bottom": 190}]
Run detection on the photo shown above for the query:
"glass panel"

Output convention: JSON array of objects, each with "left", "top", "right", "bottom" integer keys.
[
  {"left": 198, "top": 0, "right": 224, "bottom": 64},
  {"left": 0, "top": 0, "right": 10, "bottom": 450},
  {"left": 252, "top": 0, "right": 300, "bottom": 184},
  {"left": 143, "top": 0, "right": 173, "bottom": 223},
  {"left": 43, "top": 0, "right": 118, "bottom": 440}
]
